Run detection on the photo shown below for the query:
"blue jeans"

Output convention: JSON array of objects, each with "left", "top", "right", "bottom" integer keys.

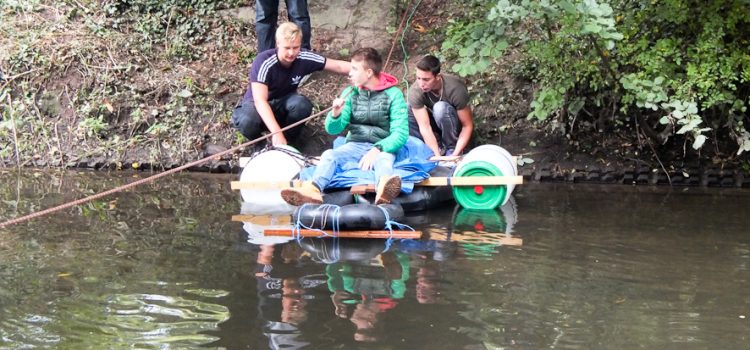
[
  {"left": 408, "top": 101, "right": 461, "bottom": 155},
  {"left": 231, "top": 93, "right": 312, "bottom": 143},
  {"left": 312, "top": 142, "right": 396, "bottom": 190},
  {"left": 256, "top": 0, "right": 311, "bottom": 52}
]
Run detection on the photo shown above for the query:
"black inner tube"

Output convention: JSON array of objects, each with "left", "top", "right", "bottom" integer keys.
[{"left": 292, "top": 203, "right": 405, "bottom": 230}]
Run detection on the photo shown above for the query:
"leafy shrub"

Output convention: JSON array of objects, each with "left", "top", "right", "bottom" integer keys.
[{"left": 441, "top": 0, "right": 750, "bottom": 157}]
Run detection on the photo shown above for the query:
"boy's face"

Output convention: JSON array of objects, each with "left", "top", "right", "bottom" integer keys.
[
  {"left": 415, "top": 69, "right": 440, "bottom": 92},
  {"left": 277, "top": 36, "right": 302, "bottom": 66},
  {"left": 349, "top": 59, "right": 371, "bottom": 86}
]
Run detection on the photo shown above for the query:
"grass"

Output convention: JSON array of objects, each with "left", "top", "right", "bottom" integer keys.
[{"left": 0, "top": 0, "right": 252, "bottom": 169}]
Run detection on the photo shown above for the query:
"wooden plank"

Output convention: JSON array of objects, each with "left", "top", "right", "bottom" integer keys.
[
  {"left": 350, "top": 184, "right": 375, "bottom": 194},
  {"left": 429, "top": 155, "right": 462, "bottom": 162},
  {"left": 430, "top": 155, "right": 519, "bottom": 163},
  {"left": 230, "top": 180, "right": 303, "bottom": 190},
  {"left": 232, "top": 175, "right": 523, "bottom": 191},
  {"left": 427, "top": 230, "right": 523, "bottom": 246},
  {"left": 231, "top": 214, "right": 292, "bottom": 225},
  {"left": 418, "top": 176, "right": 524, "bottom": 186},
  {"left": 264, "top": 229, "right": 420, "bottom": 239}
]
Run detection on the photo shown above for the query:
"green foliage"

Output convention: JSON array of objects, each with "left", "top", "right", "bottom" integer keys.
[
  {"left": 78, "top": 115, "right": 110, "bottom": 138},
  {"left": 442, "top": 0, "right": 750, "bottom": 156}
]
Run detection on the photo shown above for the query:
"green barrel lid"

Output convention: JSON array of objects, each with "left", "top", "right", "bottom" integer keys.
[{"left": 451, "top": 160, "right": 506, "bottom": 209}]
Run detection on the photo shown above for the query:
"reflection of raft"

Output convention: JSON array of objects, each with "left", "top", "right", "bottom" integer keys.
[
  {"left": 452, "top": 196, "right": 518, "bottom": 234},
  {"left": 299, "top": 238, "right": 392, "bottom": 262}
]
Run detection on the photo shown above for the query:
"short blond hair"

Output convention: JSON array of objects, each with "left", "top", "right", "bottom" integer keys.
[{"left": 275, "top": 22, "right": 301, "bottom": 44}]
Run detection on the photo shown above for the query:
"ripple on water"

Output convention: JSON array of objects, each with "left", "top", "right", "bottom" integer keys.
[{"left": 0, "top": 284, "right": 231, "bottom": 348}]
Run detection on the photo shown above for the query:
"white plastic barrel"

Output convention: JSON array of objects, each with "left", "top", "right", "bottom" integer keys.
[
  {"left": 239, "top": 145, "right": 305, "bottom": 213},
  {"left": 452, "top": 145, "right": 517, "bottom": 209}
]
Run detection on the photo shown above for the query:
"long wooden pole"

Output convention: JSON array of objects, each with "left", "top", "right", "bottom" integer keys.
[
  {"left": 231, "top": 175, "right": 523, "bottom": 190},
  {"left": 264, "top": 229, "right": 420, "bottom": 239}
]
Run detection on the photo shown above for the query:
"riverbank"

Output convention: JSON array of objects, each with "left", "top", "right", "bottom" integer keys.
[{"left": 2, "top": 0, "right": 749, "bottom": 188}]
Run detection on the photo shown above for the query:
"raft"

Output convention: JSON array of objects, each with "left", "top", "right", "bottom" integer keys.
[
  {"left": 232, "top": 139, "right": 523, "bottom": 242},
  {"left": 233, "top": 145, "right": 522, "bottom": 212}
]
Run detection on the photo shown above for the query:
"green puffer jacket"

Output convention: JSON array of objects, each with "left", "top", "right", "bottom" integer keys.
[{"left": 325, "top": 72, "right": 408, "bottom": 154}]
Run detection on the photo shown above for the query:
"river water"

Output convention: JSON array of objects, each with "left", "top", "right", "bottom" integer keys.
[{"left": 0, "top": 169, "right": 748, "bottom": 349}]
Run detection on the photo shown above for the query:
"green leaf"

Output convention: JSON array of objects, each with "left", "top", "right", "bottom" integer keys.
[
  {"left": 559, "top": 1, "right": 576, "bottom": 14},
  {"left": 582, "top": 23, "right": 601, "bottom": 34},
  {"left": 692, "top": 134, "right": 707, "bottom": 149}
]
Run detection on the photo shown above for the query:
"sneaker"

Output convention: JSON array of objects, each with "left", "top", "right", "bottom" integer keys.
[
  {"left": 280, "top": 181, "right": 323, "bottom": 206},
  {"left": 375, "top": 175, "right": 401, "bottom": 205}
]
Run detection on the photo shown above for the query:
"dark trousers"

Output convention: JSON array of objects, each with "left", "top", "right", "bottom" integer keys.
[
  {"left": 231, "top": 93, "right": 313, "bottom": 143},
  {"left": 408, "top": 101, "right": 461, "bottom": 155},
  {"left": 256, "top": 0, "right": 311, "bottom": 52}
]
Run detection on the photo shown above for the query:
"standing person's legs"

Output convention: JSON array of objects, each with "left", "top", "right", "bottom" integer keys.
[
  {"left": 231, "top": 100, "right": 265, "bottom": 141},
  {"left": 275, "top": 93, "right": 313, "bottom": 143},
  {"left": 256, "top": 0, "right": 280, "bottom": 52},
  {"left": 432, "top": 101, "right": 461, "bottom": 154},
  {"left": 285, "top": 0, "right": 311, "bottom": 50}
]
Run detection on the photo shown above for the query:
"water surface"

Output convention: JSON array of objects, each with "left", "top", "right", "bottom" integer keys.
[{"left": 0, "top": 169, "right": 748, "bottom": 349}]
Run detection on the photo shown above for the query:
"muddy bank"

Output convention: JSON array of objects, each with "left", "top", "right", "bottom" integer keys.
[{"left": 2, "top": 0, "right": 749, "bottom": 188}]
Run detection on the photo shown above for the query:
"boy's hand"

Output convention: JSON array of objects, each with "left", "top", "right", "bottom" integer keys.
[
  {"left": 331, "top": 98, "right": 345, "bottom": 117},
  {"left": 271, "top": 133, "right": 288, "bottom": 146},
  {"left": 358, "top": 147, "right": 380, "bottom": 171}
]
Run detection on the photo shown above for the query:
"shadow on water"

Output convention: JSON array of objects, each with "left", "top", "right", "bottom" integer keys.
[{"left": 2, "top": 169, "right": 750, "bottom": 349}]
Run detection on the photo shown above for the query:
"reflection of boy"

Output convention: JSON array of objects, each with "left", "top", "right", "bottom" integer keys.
[
  {"left": 254, "top": 244, "right": 323, "bottom": 349},
  {"left": 325, "top": 251, "right": 410, "bottom": 341},
  {"left": 416, "top": 266, "right": 439, "bottom": 304},
  {"left": 350, "top": 301, "right": 384, "bottom": 342},
  {"left": 263, "top": 278, "right": 310, "bottom": 349}
]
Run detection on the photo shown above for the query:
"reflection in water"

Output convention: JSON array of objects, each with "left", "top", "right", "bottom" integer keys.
[
  {"left": 4, "top": 170, "right": 750, "bottom": 349},
  {"left": 0, "top": 169, "right": 240, "bottom": 349},
  {"left": 240, "top": 194, "right": 523, "bottom": 346},
  {"left": 305, "top": 239, "right": 409, "bottom": 343},
  {"left": 1, "top": 283, "right": 230, "bottom": 348},
  {"left": 254, "top": 243, "right": 317, "bottom": 349}
]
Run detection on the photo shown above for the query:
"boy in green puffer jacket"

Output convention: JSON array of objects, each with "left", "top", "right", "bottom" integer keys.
[{"left": 281, "top": 47, "right": 409, "bottom": 206}]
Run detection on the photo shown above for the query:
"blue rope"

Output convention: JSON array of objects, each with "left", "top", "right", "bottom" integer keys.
[
  {"left": 377, "top": 205, "right": 415, "bottom": 252},
  {"left": 292, "top": 204, "right": 342, "bottom": 262},
  {"left": 293, "top": 204, "right": 343, "bottom": 238}
]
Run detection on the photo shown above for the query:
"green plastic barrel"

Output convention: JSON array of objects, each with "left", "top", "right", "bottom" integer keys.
[{"left": 452, "top": 145, "right": 517, "bottom": 209}]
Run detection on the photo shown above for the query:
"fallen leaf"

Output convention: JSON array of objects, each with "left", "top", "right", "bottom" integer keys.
[{"left": 412, "top": 23, "right": 427, "bottom": 33}]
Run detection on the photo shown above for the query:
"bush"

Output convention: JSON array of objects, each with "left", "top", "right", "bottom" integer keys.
[{"left": 441, "top": 0, "right": 750, "bottom": 157}]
